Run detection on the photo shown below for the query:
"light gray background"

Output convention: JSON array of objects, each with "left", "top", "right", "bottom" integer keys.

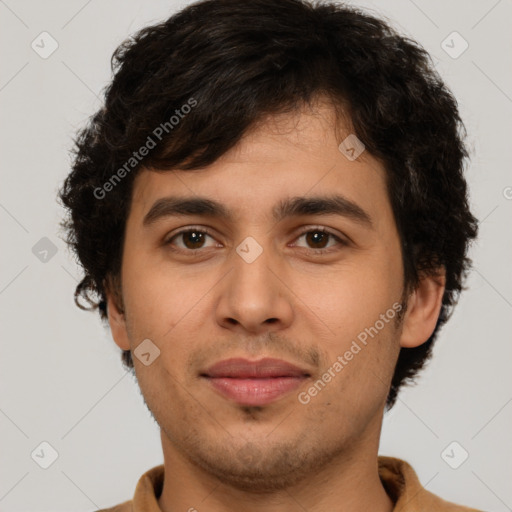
[{"left": 1, "top": 0, "right": 511, "bottom": 510}]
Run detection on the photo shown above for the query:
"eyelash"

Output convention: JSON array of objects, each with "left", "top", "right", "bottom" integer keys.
[{"left": 163, "top": 225, "right": 348, "bottom": 256}]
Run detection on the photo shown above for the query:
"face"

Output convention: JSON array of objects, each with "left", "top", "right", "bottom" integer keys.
[{"left": 107, "top": 100, "right": 444, "bottom": 491}]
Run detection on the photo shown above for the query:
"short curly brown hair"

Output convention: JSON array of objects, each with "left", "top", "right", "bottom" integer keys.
[{"left": 58, "top": 0, "right": 478, "bottom": 409}]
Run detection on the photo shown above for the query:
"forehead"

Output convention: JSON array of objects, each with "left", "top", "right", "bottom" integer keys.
[{"left": 129, "top": 104, "right": 391, "bottom": 230}]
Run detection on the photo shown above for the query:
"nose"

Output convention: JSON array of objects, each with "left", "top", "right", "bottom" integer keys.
[{"left": 215, "top": 239, "right": 294, "bottom": 334}]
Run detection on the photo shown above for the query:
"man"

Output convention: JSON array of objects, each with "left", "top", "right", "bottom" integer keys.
[{"left": 59, "top": 0, "right": 481, "bottom": 510}]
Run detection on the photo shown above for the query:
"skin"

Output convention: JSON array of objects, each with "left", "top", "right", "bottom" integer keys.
[{"left": 106, "top": 99, "right": 445, "bottom": 512}]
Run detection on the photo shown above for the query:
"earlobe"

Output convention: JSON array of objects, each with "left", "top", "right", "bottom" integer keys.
[
  {"left": 399, "top": 269, "right": 446, "bottom": 349},
  {"left": 104, "top": 276, "right": 131, "bottom": 351}
]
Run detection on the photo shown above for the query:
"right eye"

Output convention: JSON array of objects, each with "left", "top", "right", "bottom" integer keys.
[{"left": 164, "top": 227, "right": 220, "bottom": 253}]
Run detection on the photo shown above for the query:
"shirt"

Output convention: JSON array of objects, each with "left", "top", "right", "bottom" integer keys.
[{"left": 96, "top": 456, "right": 483, "bottom": 511}]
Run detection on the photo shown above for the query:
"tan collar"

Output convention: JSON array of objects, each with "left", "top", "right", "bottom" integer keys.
[{"left": 99, "top": 456, "right": 481, "bottom": 512}]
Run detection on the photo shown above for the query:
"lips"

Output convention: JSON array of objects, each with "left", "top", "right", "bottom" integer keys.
[
  {"left": 204, "top": 358, "right": 310, "bottom": 379},
  {"left": 201, "top": 358, "right": 310, "bottom": 406}
]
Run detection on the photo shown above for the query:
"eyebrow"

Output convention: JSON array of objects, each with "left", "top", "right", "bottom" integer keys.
[{"left": 142, "top": 194, "right": 374, "bottom": 229}]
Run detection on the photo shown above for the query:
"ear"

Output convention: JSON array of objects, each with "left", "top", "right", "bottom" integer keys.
[
  {"left": 104, "top": 276, "right": 131, "bottom": 351},
  {"left": 399, "top": 268, "right": 446, "bottom": 348}
]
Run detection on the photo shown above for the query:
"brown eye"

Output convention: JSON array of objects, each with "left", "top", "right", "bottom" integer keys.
[
  {"left": 180, "top": 230, "right": 207, "bottom": 249},
  {"left": 304, "top": 230, "right": 330, "bottom": 249},
  {"left": 165, "top": 228, "right": 218, "bottom": 252},
  {"left": 294, "top": 228, "right": 346, "bottom": 253}
]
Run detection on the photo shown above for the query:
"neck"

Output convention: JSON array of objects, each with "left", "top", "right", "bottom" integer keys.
[{"left": 157, "top": 418, "right": 393, "bottom": 512}]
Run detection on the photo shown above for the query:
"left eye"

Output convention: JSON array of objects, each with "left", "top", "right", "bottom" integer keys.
[{"left": 293, "top": 228, "right": 345, "bottom": 251}]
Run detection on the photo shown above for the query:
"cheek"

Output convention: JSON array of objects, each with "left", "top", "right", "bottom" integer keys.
[
  {"left": 295, "top": 252, "right": 401, "bottom": 328},
  {"left": 122, "top": 249, "right": 198, "bottom": 324},
  {"left": 294, "top": 252, "right": 402, "bottom": 391},
  {"left": 121, "top": 254, "right": 222, "bottom": 371},
  {"left": 300, "top": 316, "right": 400, "bottom": 427}
]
